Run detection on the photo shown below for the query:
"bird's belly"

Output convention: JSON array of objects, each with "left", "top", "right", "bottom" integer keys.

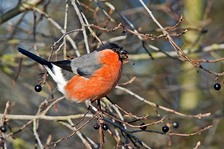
[{"left": 64, "top": 62, "right": 122, "bottom": 102}]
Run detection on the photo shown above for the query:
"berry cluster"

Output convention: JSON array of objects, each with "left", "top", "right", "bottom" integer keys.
[
  {"left": 93, "top": 123, "right": 109, "bottom": 131},
  {"left": 162, "top": 122, "right": 179, "bottom": 133}
]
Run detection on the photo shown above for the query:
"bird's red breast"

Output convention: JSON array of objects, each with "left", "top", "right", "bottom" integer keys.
[{"left": 64, "top": 49, "right": 122, "bottom": 102}]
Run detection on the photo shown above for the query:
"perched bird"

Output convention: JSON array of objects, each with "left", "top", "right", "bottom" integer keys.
[{"left": 18, "top": 43, "right": 128, "bottom": 102}]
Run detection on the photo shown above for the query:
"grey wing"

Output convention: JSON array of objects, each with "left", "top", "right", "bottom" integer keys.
[{"left": 71, "top": 51, "right": 102, "bottom": 78}]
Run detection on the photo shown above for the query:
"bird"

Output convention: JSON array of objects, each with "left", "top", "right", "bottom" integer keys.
[{"left": 17, "top": 43, "right": 128, "bottom": 103}]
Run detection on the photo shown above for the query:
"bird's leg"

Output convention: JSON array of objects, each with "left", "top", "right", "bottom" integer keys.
[
  {"left": 85, "top": 100, "right": 92, "bottom": 110},
  {"left": 97, "top": 99, "right": 102, "bottom": 112},
  {"left": 105, "top": 96, "right": 114, "bottom": 104}
]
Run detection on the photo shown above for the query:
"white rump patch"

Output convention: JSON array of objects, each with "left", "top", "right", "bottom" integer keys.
[{"left": 45, "top": 65, "right": 68, "bottom": 94}]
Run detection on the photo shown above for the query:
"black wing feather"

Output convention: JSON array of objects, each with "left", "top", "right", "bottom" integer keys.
[{"left": 52, "top": 60, "right": 72, "bottom": 72}]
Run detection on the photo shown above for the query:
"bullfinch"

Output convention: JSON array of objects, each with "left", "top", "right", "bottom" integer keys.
[{"left": 17, "top": 43, "right": 128, "bottom": 102}]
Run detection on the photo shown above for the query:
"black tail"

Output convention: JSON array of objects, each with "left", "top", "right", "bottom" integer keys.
[{"left": 17, "top": 47, "right": 52, "bottom": 69}]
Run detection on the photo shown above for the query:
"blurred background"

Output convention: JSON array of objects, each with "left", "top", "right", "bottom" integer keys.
[{"left": 0, "top": 0, "right": 224, "bottom": 148}]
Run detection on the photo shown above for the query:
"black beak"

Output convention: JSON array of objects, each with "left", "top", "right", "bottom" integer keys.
[{"left": 120, "top": 49, "right": 128, "bottom": 55}]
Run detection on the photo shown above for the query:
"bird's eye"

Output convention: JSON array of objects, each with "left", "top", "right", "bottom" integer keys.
[{"left": 112, "top": 48, "right": 118, "bottom": 52}]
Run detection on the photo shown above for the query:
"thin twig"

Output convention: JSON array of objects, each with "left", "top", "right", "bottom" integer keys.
[
  {"left": 59, "top": 121, "right": 92, "bottom": 149},
  {"left": 40, "top": 96, "right": 65, "bottom": 115},
  {"left": 128, "top": 43, "right": 224, "bottom": 60},
  {"left": 193, "top": 141, "right": 201, "bottom": 149},
  {"left": 103, "top": 118, "right": 151, "bottom": 149},
  {"left": 168, "top": 125, "right": 212, "bottom": 136},
  {"left": 33, "top": 7, "right": 80, "bottom": 56},
  {"left": 7, "top": 120, "right": 33, "bottom": 137},
  {"left": 116, "top": 86, "right": 211, "bottom": 119},
  {"left": 0, "top": 114, "right": 93, "bottom": 121},
  {"left": 33, "top": 119, "right": 44, "bottom": 149},
  {"left": 138, "top": 0, "right": 195, "bottom": 64},
  {"left": 0, "top": 102, "right": 10, "bottom": 126},
  {"left": 53, "top": 29, "right": 83, "bottom": 49},
  {"left": 63, "top": 0, "right": 69, "bottom": 59},
  {"left": 71, "top": 0, "right": 90, "bottom": 53},
  {"left": 51, "top": 116, "right": 96, "bottom": 147}
]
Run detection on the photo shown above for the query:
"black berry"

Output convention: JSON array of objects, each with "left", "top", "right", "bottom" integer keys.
[
  {"left": 162, "top": 125, "right": 169, "bottom": 133},
  {"left": 0, "top": 125, "right": 7, "bottom": 133},
  {"left": 140, "top": 123, "right": 147, "bottom": 130},
  {"left": 172, "top": 122, "right": 179, "bottom": 129},
  {"left": 93, "top": 123, "right": 100, "bottom": 130},
  {"left": 214, "top": 83, "right": 221, "bottom": 91},
  {"left": 102, "top": 123, "right": 109, "bottom": 131},
  {"left": 121, "top": 30, "right": 126, "bottom": 36},
  {"left": 201, "top": 29, "right": 208, "bottom": 34},
  {"left": 34, "top": 84, "right": 42, "bottom": 92}
]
